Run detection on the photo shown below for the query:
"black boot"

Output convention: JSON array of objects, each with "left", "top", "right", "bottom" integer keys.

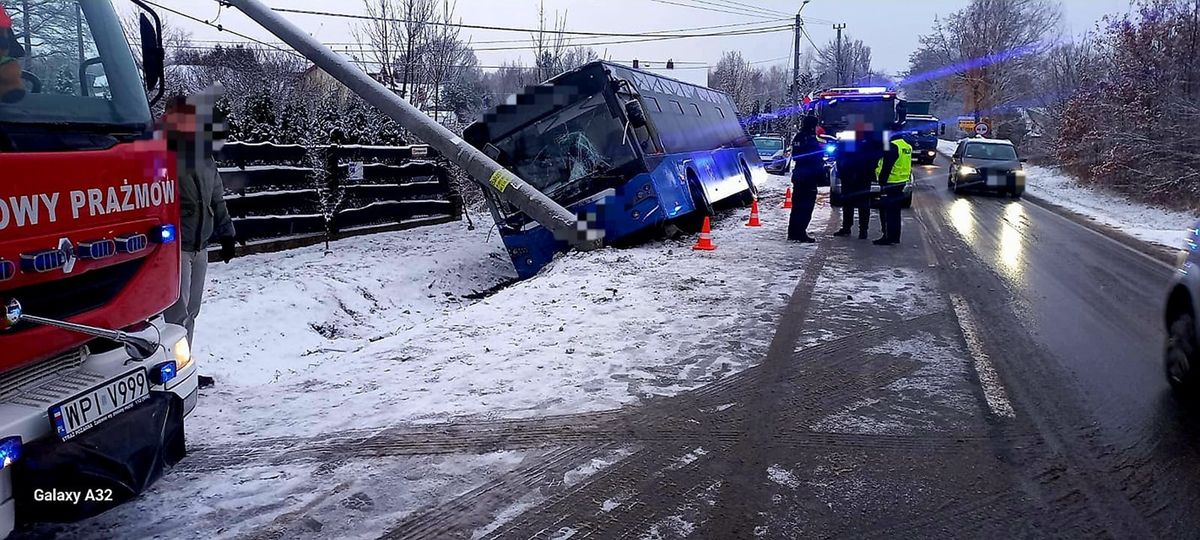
[
  {"left": 198, "top": 375, "right": 216, "bottom": 388},
  {"left": 873, "top": 237, "right": 896, "bottom": 246},
  {"left": 801, "top": 234, "right": 817, "bottom": 243}
]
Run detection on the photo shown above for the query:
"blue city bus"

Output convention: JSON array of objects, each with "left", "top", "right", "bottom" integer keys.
[{"left": 464, "top": 61, "right": 764, "bottom": 278}]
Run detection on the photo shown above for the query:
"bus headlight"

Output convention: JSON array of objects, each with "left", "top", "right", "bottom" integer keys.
[{"left": 173, "top": 338, "right": 193, "bottom": 371}]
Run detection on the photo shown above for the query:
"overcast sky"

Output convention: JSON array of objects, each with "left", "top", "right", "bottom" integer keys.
[{"left": 147, "top": 0, "right": 1136, "bottom": 76}]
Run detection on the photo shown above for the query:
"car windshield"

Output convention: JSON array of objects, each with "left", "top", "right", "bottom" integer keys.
[
  {"left": 0, "top": 1, "right": 151, "bottom": 128},
  {"left": 753, "top": 137, "right": 784, "bottom": 153},
  {"left": 964, "top": 143, "right": 1018, "bottom": 160},
  {"left": 494, "top": 93, "right": 637, "bottom": 197}
]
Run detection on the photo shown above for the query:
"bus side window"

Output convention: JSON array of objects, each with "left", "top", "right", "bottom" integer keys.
[
  {"left": 715, "top": 107, "right": 725, "bottom": 119},
  {"left": 671, "top": 100, "right": 684, "bottom": 115},
  {"left": 646, "top": 97, "right": 662, "bottom": 112},
  {"left": 692, "top": 104, "right": 702, "bottom": 116}
]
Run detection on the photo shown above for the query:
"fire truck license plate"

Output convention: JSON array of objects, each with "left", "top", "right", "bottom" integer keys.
[{"left": 48, "top": 368, "right": 150, "bottom": 441}]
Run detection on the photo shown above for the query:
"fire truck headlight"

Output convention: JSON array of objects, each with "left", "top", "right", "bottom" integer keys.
[
  {"left": 0, "top": 436, "right": 21, "bottom": 469},
  {"left": 173, "top": 338, "right": 193, "bottom": 371}
]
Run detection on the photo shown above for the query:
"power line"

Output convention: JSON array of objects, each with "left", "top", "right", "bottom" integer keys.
[
  {"left": 144, "top": 0, "right": 306, "bottom": 59},
  {"left": 651, "top": 0, "right": 791, "bottom": 19},
  {"left": 646, "top": 0, "right": 778, "bottom": 18},
  {"left": 471, "top": 25, "right": 793, "bottom": 52},
  {"left": 702, "top": 0, "right": 793, "bottom": 17},
  {"left": 268, "top": 5, "right": 781, "bottom": 38}
]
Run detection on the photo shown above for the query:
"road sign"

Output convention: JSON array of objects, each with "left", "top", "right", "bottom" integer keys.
[
  {"left": 958, "top": 116, "right": 976, "bottom": 132},
  {"left": 348, "top": 162, "right": 364, "bottom": 181},
  {"left": 975, "top": 123, "right": 990, "bottom": 136}
]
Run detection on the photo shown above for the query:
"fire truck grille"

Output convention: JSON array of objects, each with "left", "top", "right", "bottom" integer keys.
[
  {"left": 5, "top": 258, "right": 145, "bottom": 333},
  {"left": 0, "top": 347, "right": 87, "bottom": 404}
]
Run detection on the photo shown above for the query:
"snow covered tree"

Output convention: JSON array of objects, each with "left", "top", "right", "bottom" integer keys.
[{"left": 52, "top": 66, "right": 76, "bottom": 96}]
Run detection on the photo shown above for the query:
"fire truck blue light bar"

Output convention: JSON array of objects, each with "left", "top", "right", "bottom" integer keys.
[
  {"left": 115, "top": 234, "right": 149, "bottom": 254},
  {"left": 19, "top": 249, "right": 67, "bottom": 273},
  {"left": 77, "top": 240, "right": 116, "bottom": 260}
]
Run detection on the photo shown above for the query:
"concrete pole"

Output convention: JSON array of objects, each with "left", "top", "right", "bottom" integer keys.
[{"left": 220, "top": 0, "right": 597, "bottom": 249}]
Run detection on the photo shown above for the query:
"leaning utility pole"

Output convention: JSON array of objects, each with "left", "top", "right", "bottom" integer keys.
[
  {"left": 833, "top": 23, "right": 847, "bottom": 87},
  {"left": 218, "top": 0, "right": 595, "bottom": 249},
  {"left": 792, "top": 13, "right": 802, "bottom": 132}
]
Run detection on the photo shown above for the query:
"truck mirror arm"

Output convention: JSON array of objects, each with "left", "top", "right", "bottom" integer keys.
[{"left": 1, "top": 299, "right": 161, "bottom": 361}]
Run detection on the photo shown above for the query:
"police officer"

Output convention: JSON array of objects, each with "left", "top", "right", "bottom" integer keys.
[
  {"left": 874, "top": 127, "right": 913, "bottom": 246},
  {"left": 789, "top": 115, "right": 824, "bottom": 243}
]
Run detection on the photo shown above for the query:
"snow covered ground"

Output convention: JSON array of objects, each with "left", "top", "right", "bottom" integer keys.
[
  {"left": 937, "top": 139, "right": 1195, "bottom": 249},
  {"left": 189, "top": 173, "right": 827, "bottom": 442}
]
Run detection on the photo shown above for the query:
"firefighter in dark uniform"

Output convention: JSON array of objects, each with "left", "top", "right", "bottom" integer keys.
[
  {"left": 874, "top": 127, "right": 913, "bottom": 245},
  {"left": 834, "top": 133, "right": 884, "bottom": 239},
  {"left": 789, "top": 115, "right": 824, "bottom": 242}
]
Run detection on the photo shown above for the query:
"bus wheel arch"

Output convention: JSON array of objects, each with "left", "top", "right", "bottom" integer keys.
[
  {"left": 738, "top": 155, "right": 758, "bottom": 204},
  {"left": 686, "top": 168, "right": 713, "bottom": 217}
]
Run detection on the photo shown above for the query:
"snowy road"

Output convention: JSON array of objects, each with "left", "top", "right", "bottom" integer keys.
[{"left": 19, "top": 157, "right": 1200, "bottom": 538}]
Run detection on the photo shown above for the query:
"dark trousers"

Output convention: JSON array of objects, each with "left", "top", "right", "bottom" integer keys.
[
  {"left": 788, "top": 180, "right": 818, "bottom": 240},
  {"left": 878, "top": 183, "right": 905, "bottom": 242},
  {"left": 840, "top": 193, "right": 870, "bottom": 233}
]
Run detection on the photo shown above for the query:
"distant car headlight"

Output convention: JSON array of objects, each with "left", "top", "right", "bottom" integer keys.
[
  {"left": 173, "top": 338, "right": 193, "bottom": 371},
  {"left": 959, "top": 166, "right": 977, "bottom": 175}
]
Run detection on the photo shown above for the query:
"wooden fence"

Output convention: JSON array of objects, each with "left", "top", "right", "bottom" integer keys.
[{"left": 208, "top": 141, "right": 461, "bottom": 260}]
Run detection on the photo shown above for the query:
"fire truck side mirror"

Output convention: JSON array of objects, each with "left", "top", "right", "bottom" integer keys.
[{"left": 137, "top": 11, "right": 165, "bottom": 105}]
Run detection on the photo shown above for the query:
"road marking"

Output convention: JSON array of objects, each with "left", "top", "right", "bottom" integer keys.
[{"left": 949, "top": 293, "right": 1016, "bottom": 418}]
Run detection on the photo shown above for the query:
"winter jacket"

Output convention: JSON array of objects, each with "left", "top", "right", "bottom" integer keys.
[
  {"left": 790, "top": 132, "right": 825, "bottom": 186},
  {"left": 176, "top": 150, "right": 235, "bottom": 253}
]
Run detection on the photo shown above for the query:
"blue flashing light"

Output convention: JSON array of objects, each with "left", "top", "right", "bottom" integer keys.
[
  {"left": 0, "top": 259, "right": 13, "bottom": 282},
  {"left": 824, "top": 144, "right": 837, "bottom": 155},
  {"left": 149, "top": 360, "right": 178, "bottom": 386},
  {"left": 116, "top": 234, "right": 149, "bottom": 254},
  {"left": 77, "top": 239, "right": 116, "bottom": 260},
  {"left": 19, "top": 249, "right": 67, "bottom": 273},
  {"left": 0, "top": 436, "right": 21, "bottom": 469},
  {"left": 151, "top": 224, "right": 178, "bottom": 244}
]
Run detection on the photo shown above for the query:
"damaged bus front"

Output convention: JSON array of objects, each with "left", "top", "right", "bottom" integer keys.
[{"left": 465, "top": 61, "right": 764, "bottom": 278}]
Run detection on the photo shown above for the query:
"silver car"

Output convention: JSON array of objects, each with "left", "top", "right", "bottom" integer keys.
[
  {"left": 1166, "top": 224, "right": 1200, "bottom": 393},
  {"left": 948, "top": 138, "right": 1027, "bottom": 198}
]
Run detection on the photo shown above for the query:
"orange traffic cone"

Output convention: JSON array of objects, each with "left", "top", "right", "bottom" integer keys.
[
  {"left": 692, "top": 217, "right": 717, "bottom": 251},
  {"left": 746, "top": 198, "right": 762, "bottom": 227},
  {"left": 782, "top": 187, "right": 793, "bottom": 209}
]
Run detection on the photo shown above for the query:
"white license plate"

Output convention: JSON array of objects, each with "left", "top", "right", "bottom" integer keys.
[
  {"left": 986, "top": 173, "right": 1005, "bottom": 186},
  {"left": 49, "top": 368, "right": 149, "bottom": 441}
]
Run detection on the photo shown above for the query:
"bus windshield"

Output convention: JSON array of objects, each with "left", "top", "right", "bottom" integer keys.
[
  {"left": 494, "top": 93, "right": 637, "bottom": 197},
  {"left": 0, "top": 1, "right": 151, "bottom": 128},
  {"left": 817, "top": 98, "right": 896, "bottom": 131}
]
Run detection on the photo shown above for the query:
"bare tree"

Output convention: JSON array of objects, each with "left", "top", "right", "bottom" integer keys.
[
  {"left": 921, "top": 0, "right": 1062, "bottom": 137},
  {"left": 399, "top": 0, "right": 437, "bottom": 100},
  {"left": 352, "top": 0, "right": 404, "bottom": 89},
  {"left": 531, "top": 0, "right": 569, "bottom": 81},
  {"left": 812, "top": 34, "right": 873, "bottom": 88}
]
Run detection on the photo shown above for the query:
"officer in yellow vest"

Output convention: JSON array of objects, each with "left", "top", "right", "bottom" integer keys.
[{"left": 873, "top": 128, "right": 913, "bottom": 246}]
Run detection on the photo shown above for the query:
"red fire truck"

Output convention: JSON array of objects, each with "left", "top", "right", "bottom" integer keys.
[{"left": 0, "top": 1, "right": 196, "bottom": 534}]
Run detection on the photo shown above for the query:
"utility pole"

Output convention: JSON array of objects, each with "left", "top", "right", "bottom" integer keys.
[
  {"left": 792, "top": 13, "right": 802, "bottom": 132},
  {"left": 833, "top": 23, "right": 847, "bottom": 87},
  {"left": 221, "top": 0, "right": 595, "bottom": 249},
  {"left": 792, "top": 0, "right": 811, "bottom": 134}
]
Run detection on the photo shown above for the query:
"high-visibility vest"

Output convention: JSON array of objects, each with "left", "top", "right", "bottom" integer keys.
[{"left": 876, "top": 138, "right": 913, "bottom": 184}]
